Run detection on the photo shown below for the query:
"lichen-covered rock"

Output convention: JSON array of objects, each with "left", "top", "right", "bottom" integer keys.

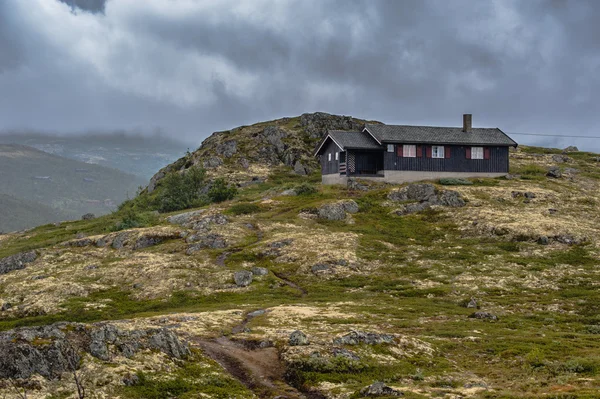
[
  {"left": 340, "top": 199, "right": 359, "bottom": 214},
  {"left": 299, "top": 112, "right": 365, "bottom": 139},
  {"left": 388, "top": 183, "right": 436, "bottom": 202},
  {"left": 317, "top": 200, "right": 359, "bottom": 220},
  {"left": 133, "top": 232, "right": 181, "bottom": 250},
  {"left": 251, "top": 267, "right": 269, "bottom": 276},
  {"left": 552, "top": 154, "right": 571, "bottom": 163},
  {"left": 166, "top": 210, "right": 206, "bottom": 227},
  {"left": 360, "top": 381, "right": 403, "bottom": 397},
  {"left": 234, "top": 270, "right": 253, "bottom": 287},
  {"left": 216, "top": 140, "right": 237, "bottom": 158},
  {"left": 389, "top": 183, "right": 465, "bottom": 214},
  {"left": 0, "top": 250, "right": 37, "bottom": 275},
  {"left": 81, "top": 213, "right": 95, "bottom": 220},
  {"left": 289, "top": 330, "right": 309, "bottom": 346},
  {"left": 203, "top": 156, "right": 223, "bottom": 169},
  {"left": 112, "top": 232, "right": 130, "bottom": 249},
  {"left": 547, "top": 166, "right": 562, "bottom": 178},
  {"left": 469, "top": 311, "right": 498, "bottom": 321},
  {"left": 333, "top": 331, "right": 394, "bottom": 345},
  {"left": 436, "top": 190, "right": 466, "bottom": 207},
  {"left": 0, "top": 323, "right": 190, "bottom": 380},
  {"left": 186, "top": 233, "right": 227, "bottom": 254},
  {"left": 332, "top": 348, "right": 360, "bottom": 360},
  {"left": 563, "top": 146, "right": 579, "bottom": 152},
  {"left": 311, "top": 263, "right": 332, "bottom": 274}
]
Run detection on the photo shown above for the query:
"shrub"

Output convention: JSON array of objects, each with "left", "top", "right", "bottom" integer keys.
[
  {"left": 517, "top": 164, "right": 547, "bottom": 176},
  {"left": 439, "top": 178, "right": 473, "bottom": 185},
  {"left": 156, "top": 167, "right": 208, "bottom": 213},
  {"left": 207, "top": 178, "right": 238, "bottom": 203},
  {"left": 112, "top": 208, "right": 158, "bottom": 231},
  {"left": 294, "top": 183, "right": 318, "bottom": 195},
  {"left": 228, "top": 203, "right": 262, "bottom": 215}
]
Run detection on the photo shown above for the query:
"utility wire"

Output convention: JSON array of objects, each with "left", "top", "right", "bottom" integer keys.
[{"left": 510, "top": 132, "right": 600, "bottom": 139}]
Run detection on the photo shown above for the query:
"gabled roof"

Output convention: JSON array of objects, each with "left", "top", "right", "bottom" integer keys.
[
  {"left": 314, "top": 130, "right": 381, "bottom": 155},
  {"left": 364, "top": 124, "right": 517, "bottom": 146}
]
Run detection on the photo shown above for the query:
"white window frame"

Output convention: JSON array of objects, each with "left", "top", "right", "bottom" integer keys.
[
  {"left": 335, "top": 152, "right": 339, "bottom": 161},
  {"left": 432, "top": 145, "right": 445, "bottom": 159},
  {"left": 387, "top": 144, "right": 395, "bottom": 153},
  {"left": 328, "top": 153, "right": 332, "bottom": 162},
  {"left": 471, "top": 146, "right": 484, "bottom": 159},
  {"left": 403, "top": 144, "right": 416, "bottom": 158}
]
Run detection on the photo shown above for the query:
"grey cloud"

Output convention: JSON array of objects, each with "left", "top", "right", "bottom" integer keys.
[{"left": 0, "top": 0, "right": 599, "bottom": 152}]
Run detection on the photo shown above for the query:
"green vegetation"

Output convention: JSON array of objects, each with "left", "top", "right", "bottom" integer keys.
[
  {"left": 156, "top": 166, "right": 209, "bottom": 212},
  {"left": 438, "top": 178, "right": 473, "bottom": 185},
  {"left": 227, "top": 202, "right": 263, "bottom": 215}
]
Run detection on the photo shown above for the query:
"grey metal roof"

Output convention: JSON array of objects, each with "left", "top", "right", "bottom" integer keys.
[
  {"left": 329, "top": 130, "right": 382, "bottom": 150},
  {"left": 364, "top": 124, "right": 517, "bottom": 146}
]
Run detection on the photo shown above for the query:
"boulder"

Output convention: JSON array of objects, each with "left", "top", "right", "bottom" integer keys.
[
  {"left": 537, "top": 236, "right": 549, "bottom": 245},
  {"left": 466, "top": 298, "right": 478, "bottom": 309},
  {"left": 289, "top": 330, "right": 309, "bottom": 346},
  {"left": 186, "top": 234, "right": 227, "bottom": 254},
  {"left": 251, "top": 267, "right": 269, "bottom": 276},
  {"left": 469, "top": 311, "right": 498, "bottom": 321},
  {"left": 311, "top": 263, "right": 331, "bottom": 274},
  {"left": 436, "top": 190, "right": 466, "bottom": 207},
  {"left": 563, "top": 146, "right": 579, "bottom": 153},
  {"left": 318, "top": 203, "right": 347, "bottom": 221},
  {"left": 552, "top": 154, "right": 571, "bottom": 163},
  {"left": 340, "top": 199, "right": 359, "bottom": 214},
  {"left": 293, "top": 161, "right": 310, "bottom": 175},
  {"left": 388, "top": 183, "right": 436, "bottom": 202},
  {"left": 234, "top": 270, "right": 253, "bottom": 287},
  {"left": 546, "top": 166, "right": 562, "bottom": 178},
  {"left": 333, "top": 331, "right": 394, "bottom": 345},
  {"left": 0, "top": 251, "right": 37, "bottom": 275},
  {"left": 112, "top": 232, "right": 130, "bottom": 249},
  {"left": 299, "top": 112, "right": 364, "bottom": 139},
  {"left": 203, "top": 156, "right": 223, "bottom": 169},
  {"left": 332, "top": 347, "right": 360, "bottom": 360},
  {"left": 167, "top": 210, "right": 206, "bottom": 227},
  {"left": 360, "top": 382, "right": 403, "bottom": 397},
  {"left": 281, "top": 189, "right": 297, "bottom": 196}
]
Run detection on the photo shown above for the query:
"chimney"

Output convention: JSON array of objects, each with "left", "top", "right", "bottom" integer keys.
[{"left": 463, "top": 114, "right": 472, "bottom": 132}]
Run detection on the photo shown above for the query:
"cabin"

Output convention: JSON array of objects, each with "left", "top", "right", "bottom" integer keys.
[{"left": 314, "top": 114, "right": 517, "bottom": 185}]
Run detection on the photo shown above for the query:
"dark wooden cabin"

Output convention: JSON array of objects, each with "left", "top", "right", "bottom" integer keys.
[{"left": 314, "top": 114, "right": 517, "bottom": 185}]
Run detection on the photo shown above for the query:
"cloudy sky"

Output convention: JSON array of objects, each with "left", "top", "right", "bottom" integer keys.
[{"left": 1, "top": 0, "right": 599, "bottom": 150}]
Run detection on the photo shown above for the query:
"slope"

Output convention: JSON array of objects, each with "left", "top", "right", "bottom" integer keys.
[
  {"left": 0, "top": 144, "right": 145, "bottom": 228},
  {"left": 0, "top": 113, "right": 598, "bottom": 399},
  {"left": 0, "top": 193, "right": 69, "bottom": 233}
]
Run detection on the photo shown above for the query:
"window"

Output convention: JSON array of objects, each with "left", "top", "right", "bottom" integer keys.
[
  {"left": 328, "top": 153, "right": 332, "bottom": 161},
  {"left": 432, "top": 146, "right": 445, "bottom": 159},
  {"left": 387, "top": 144, "right": 395, "bottom": 152},
  {"left": 335, "top": 152, "right": 339, "bottom": 161},
  {"left": 403, "top": 145, "right": 416, "bottom": 157},
  {"left": 471, "top": 146, "right": 484, "bottom": 159}
]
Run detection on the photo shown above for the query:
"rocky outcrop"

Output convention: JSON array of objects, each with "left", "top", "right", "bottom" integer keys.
[
  {"left": 289, "top": 330, "right": 309, "bottom": 346},
  {"left": 547, "top": 166, "right": 562, "bottom": 178},
  {"left": 360, "top": 382, "right": 403, "bottom": 397},
  {"left": 216, "top": 140, "right": 237, "bottom": 158},
  {"left": 300, "top": 112, "right": 366, "bottom": 139},
  {"left": 333, "top": 331, "right": 394, "bottom": 345},
  {"left": 317, "top": 200, "right": 359, "bottom": 220},
  {"left": 0, "top": 251, "right": 37, "bottom": 275},
  {"left": 166, "top": 210, "right": 206, "bottom": 227},
  {"left": 469, "top": 311, "right": 498, "bottom": 321},
  {"left": 234, "top": 270, "right": 253, "bottom": 287},
  {"left": 186, "top": 233, "right": 227, "bottom": 254},
  {"left": 0, "top": 322, "right": 190, "bottom": 380},
  {"left": 388, "top": 183, "right": 465, "bottom": 215}
]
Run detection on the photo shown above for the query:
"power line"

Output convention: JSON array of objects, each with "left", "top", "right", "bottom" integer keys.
[{"left": 510, "top": 132, "right": 600, "bottom": 139}]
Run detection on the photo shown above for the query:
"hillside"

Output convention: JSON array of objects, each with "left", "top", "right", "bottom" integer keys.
[
  {"left": 0, "top": 132, "right": 189, "bottom": 180},
  {"left": 0, "top": 144, "right": 145, "bottom": 231},
  {"left": 0, "top": 194, "right": 69, "bottom": 233},
  {"left": 0, "top": 113, "right": 599, "bottom": 398}
]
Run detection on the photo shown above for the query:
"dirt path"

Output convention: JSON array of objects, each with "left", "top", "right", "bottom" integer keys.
[{"left": 272, "top": 271, "right": 308, "bottom": 296}]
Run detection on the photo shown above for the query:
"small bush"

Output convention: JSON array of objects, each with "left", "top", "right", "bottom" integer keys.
[
  {"left": 294, "top": 183, "right": 318, "bottom": 195},
  {"left": 439, "top": 178, "right": 473, "bottom": 185},
  {"left": 112, "top": 208, "right": 158, "bottom": 231},
  {"left": 586, "top": 325, "right": 600, "bottom": 334},
  {"left": 517, "top": 164, "right": 547, "bottom": 176},
  {"left": 228, "top": 203, "right": 262, "bottom": 215},
  {"left": 156, "top": 167, "right": 208, "bottom": 212},
  {"left": 207, "top": 178, "right": 238, "bottom": 203}
]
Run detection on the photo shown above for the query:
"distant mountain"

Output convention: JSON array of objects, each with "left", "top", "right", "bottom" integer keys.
[
  {"left": 0, "top": 144, "right": 145, "bottom": 231},
  {"left": 0, "top": 193, "right": 69, "bottom": 233},
  {"left": 0, "top": 132, "right": 189, "bottom": 180}
]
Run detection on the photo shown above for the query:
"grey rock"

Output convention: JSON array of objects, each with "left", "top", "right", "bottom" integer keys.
[
  {"left": 270, "top": 239, "right": 293, "bottom": 248},
  {"left": 95, "top": 238, "right": 107, "bottom": 247},
  {"left": 81, "top": 213, "right": 95, "bottom": 220},
  {"left": 112, "top": 232, "right": 129, "bottom": 249},
  {"left": 0, "top": 250, "right": 37, "bottom": 275},
  {"left": 554, "top": 234, "right": 586, "bottom": 245},
  {"left": 203, "top": 156, "right": 223, "bottom": 169},
  {"left": 546, "top": 166, "right": 562, "bottom": 178},
  {"left": 191, "top": 214, "right": 228, "bottom": 231},
  {"left": 167, "top": 210, "right": 206, "bottom": 227},
  {"left": 238, "top": 157, "right": 250, "bottom": 169},
  {"left": 436, "top": 190, "right": 466, "bottom": 207},
  {"left": 261, "top": 126, "right": 287, "bottom": 154},
  {"left": 234, "top": 270, "right": 253, "bottom": 287},
  {"left": 299, "top": 112, "right": 364, "bottom": 139},
  {"left": 340, "top": 199, "right": 359, "bottom": 214},
  {"left": 395, "top": 202, "right": 431, "bottom": 215},
  {"left": 289, "top": 330, "right": 309, "bottom": 346},
  {"left": 311, "top": 263, "right": 331, "bottom": 274},
  {"left": 185, "top": 233, "right": 227, "bottom": 254},
  {"left": 247, "top": 309, "right": 267, "bottom": 318},
  {"left": 563, "top": 146, "right": 579, "bottom": 152},
  {"left": 537, "top": 236, "right": 549, "bottom": 245},
  {"left": 466, "top": 298, "right": 478, "bottom": 309},
  {"left": 216, "top": 140, "right": 237, "bottom": 158},
  {"left": 360, "top": 381, "right": 403, "bottom": 397},
  {"left": 318, "top": 202, "right": 347, "bottom": 220},
  {"left": 66, "top": 238, "right": 93, "bottom": 247},
  {"left": 548, "top": 208, "right": 558, "bottom": 214},
  {"left": 552, "top": 154, "right": 571, "bottom": 163},
  {"left": 1, "top": 303, "right": 12, "bottom": 311},
  {"left": 251, "top": 267, "right": 269, "bottom": 276},
  {"left": 469, "top": 311, "right": 498, "bottom": 321},
  {"left": 281, "top": 189, "right": 297, "bottom": 196},
  {"left": 147, "top": 328, "right": 191, "bottom": 359},
  {"left": 122, "top": 373, "right": 140, "bottom": 386},
  {"left": 133, "top": 235, "right": 166, "bottom": 250},
  {"left": 293, "top": 161, "right": 309, "bottom": 175},
  {"left": 333, "top": 331, "right": 394, "bottom": 345},
  {"left": 563, "top": 167, "right": 579, "bottom": 175},
  {"left": 332, "top": 347, "right": 360, "bottom": 360},
  {"left": 389, "top": 184, "right": 436, "bottom": 202}
]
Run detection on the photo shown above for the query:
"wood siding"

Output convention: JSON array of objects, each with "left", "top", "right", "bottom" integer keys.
[
  {"left": 383, "top": 145, "right": 509, "bottom": 173},
  {"left": 348, "top": 150, "right": 384, "bottom": 175},
  {"left": 319, "top": 139, "right": 342, "bottom": 175}
]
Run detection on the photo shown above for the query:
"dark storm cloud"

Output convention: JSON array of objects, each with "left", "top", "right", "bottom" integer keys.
[
  {"left": 58, "top": 0, "right": 106, "bottom": 13},
  {"left": 0, "top": 0, "right": 599, "bottom": 150}
]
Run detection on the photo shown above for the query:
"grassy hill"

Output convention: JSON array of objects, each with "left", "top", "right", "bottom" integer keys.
[
  {"left": 0, "top": 144, "right": 145, "bottom": 231},
  {"left": 0, "top": 193, "right": 69, "bottom": 233},
  {"left": 0, "top": 114, "right": 598, "bottom": 398}
]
